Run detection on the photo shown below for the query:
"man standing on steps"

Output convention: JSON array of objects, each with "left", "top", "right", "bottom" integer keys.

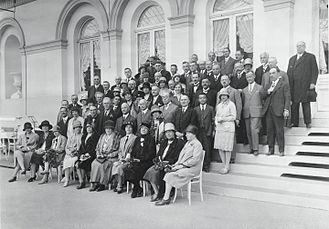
[
  {"left": 263, "top": 68, "right": 291, "bottom": 156},
  {"left": 287, "top": 41, "right": 318, "bottom": 129}
]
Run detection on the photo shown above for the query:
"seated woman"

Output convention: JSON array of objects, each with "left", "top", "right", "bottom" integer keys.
[
  {"left": 111, "top": 122, "right": 137, "bottom": 194},
  {"left": 28, "top": 120, "right": 55, "bottom": 182},
  {"left": 38, "top": 125, "right": 67, "bottom": 184},
  {"left": 123, "top": 122, "right": 156, "bottom": 198},
  {"left": 8, "top": 122, "right": 39, "bottom": 182},
  {"left": 155, "top": 125, "right": 203, "bottom": 206},
  {"left": 62, "top": 120, "right": 83, "bottom": 187},
  {"left": 89, "top": 120, "right": 120, "bottom": 192},
  {"left": 75, "top": 123, "right": 99, "bottom": 189},
  {"left": 143, "top": 123, "right": 185, "bottom": 202}
]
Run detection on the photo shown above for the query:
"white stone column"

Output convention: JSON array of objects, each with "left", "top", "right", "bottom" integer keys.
[{"left": 108, "top": 29, "right": 122, "bottom": 84}]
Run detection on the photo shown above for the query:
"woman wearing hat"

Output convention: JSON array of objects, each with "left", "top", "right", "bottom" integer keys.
[
  {"left": 8, "top": 122, "right": 39, "bottom": 183},
  {"left": 156, "top": 125, "right": 203, "bottom": 206},
  {"left": 62, "top": 120, "right": 83, "bottom": 187},
  {"left": 110, "top": 121, "right": 137, "bottom": 193},
  {"left": 89, "top": 120, "right": 121, "bottom": 192},
  {"left": 158, "top": 77, "right": 168, "bottom": 97},
  {"left": 80, "top": 94, "right": 89, "bottom": 118},
  {"left": 38, "top": 125, "right": 67, "bottom": 184},
  {"left": 144, "top": 123, "right": 185, "bottom": 202},
  {"left": 214, "top": 88, "right": 237, "bottom": 174},
  {"left": 123, "top": 122, "right": 156, "bottom": 198},
  {"left": 28, "top": 120, "right": 55, "bottom": 182},
  {"left": 67, "top": 106, "right": 85, "bottom": 138},
  {"left": 75, "top": 122, "right": 99, "bottom": 189},
  {"left": 150, "top": 105, "right": 165, "bottom": 146}
]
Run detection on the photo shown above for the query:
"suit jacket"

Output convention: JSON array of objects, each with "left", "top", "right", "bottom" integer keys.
[
  {"left": 88, "top": 85, "right": 104, "bottom": 102},
  {"left": 155, "top": 138, "right": 185, "bottom": 165},
  {"left": 208, "top": 73, "right": 223, "bottom": 92},
  {"left": 195, "top": 88, "right": 217, "bottom": 108},
  {"left": 68, "top": 103, "right": 82, "bottom": 116},
  {"left": 194, "top": 104, "right": 215, "bottom": 136},
  {"left": 186, "top": 83, "right": 202, "bottom": 107},
  {"left": 220, "top": 57, "right": 236, "bottom": 76},
  {"left": 261, "top": 69, "right": 289, "bottom": 89},
  {"left": 131, "top": 135, "right": 156, "bottom": 163},
  {"left": 50, "top": 134, "right": 67, "bottom": 153},
  {"left": 57, "top": 117, "right": 71, "bottom": 138},
  {"left": 136, "top": 109, "right": 152, "bottom": 130},
  {"left": 180, "top": 72, "right": 192, "bottom": 85},
  {"left": 287, "top": 52, "right": 318, "bottom": 103},
  {"left": 37, "top": 132, "right": 55, "bottom": 151},
  {"left": 160, "top": 102, "right": 179, "bottom": 123},
  {"left": 230, "top": 71, "right": 248, "bottom": 90},
  {"left": 263, "top": 78, "right": 291, "bottom": 117},
  {"left": 79, "top": 133, "right": 99, "bottom": 158},
  {"left": 149, "top": 95, "right": 164, "bottom": 109},
  {"left": 242, "top": 83, "right": 266, "bottom": 118},
  {"left": 174, "top": 107, "right": 197, "bottom": 133},
  {"left": 115, "top": 114, "right": 137, "bottom": 136},
  {"left": 84, "top": 115, "right": 102, "bottom": 136},
  {"left": 99, "top": 109, "right": 113, "bottom": 133},
  {"left": 104, "top": 90, "right": 114, "bottom": 99},
  {"left": 113, "top": 134, "right": 137, "bottom": 159},
  {"left": 108, "top": 105, "right": 122, "bottom": 123},
  {"left": 216, "top": 86, "right": 242, "bottom": 120},
  {"left": 255, "top": 65, "right": 270, "bottom": 85}
]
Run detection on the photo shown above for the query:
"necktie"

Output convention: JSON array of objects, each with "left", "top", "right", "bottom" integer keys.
[{"left": 124, "top": 136, "right": 129, "bottom": 150}]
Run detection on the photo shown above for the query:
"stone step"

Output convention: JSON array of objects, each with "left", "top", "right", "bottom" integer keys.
[
  {"left": 284, "top": 127, "right": 329, "bottom": 136},
  {"left": 285, "top": 136, "right": 329, "bottom": 146}
]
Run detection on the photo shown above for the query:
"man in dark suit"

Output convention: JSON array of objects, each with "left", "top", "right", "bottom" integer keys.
[
  {"left": 196, "top": 78, "right": 217, "bottom": 108},
  {"left": 88, "top": 75, "right": 104, "bottom": 103},
  {"left": 115, "top": 102, "right": 137, "bottom": 136},
  {"left": 95, "top": 91, "right": 104, "bottom": 114},
  {"left": 67, "top": 94, "right": 82, "bottom": 116},
  {"left": 186, "top": 73, "right": 202, "bottom": 107},
  {"left": 160, "top": 92, "right": 178, "bottom": 123},
  {"left": 136, "top": 99, "right": 152, "bottom": 131},
  {"left": 103, "top": 81, "right": 114, "bottom": 99},
  {"left": 57, "top": 106, "right": 71, "bottom": 138},
  {"left": 174, "top": 95, "right": 197, "bottom": 139},
  {"left": 108, "top": 95, "right": 122, "bottom": 124},
  {"left": 84, "top": 105, "right": 102, "bottom": 136},
  {"left": 208, "top": 64, "right": 222, "bottom": 92},
  {"left": 128, "top": 79, "right": 139, "bottom": 101},
  {"left": 198, "top": 61, "right": 207, "bottom": 76},
  {"left": 100, "top": 97, "right": 112, "bottom": 134},
  {"left": 231, "top": 60, "right": 250, "bottom": 91},
  {"left": 263, "top": 68, "right": 291, "bottom": 156},
  {"left": 287, "top": 41, "right": 319, "bottom": 128},
  {"left": 262, "top": 57, "right": 289, "bottom": 89},
  {"left": 194, "top": 93, "right": 215, "bottom": 172},
  {"left": 219, "top": 47, "right": 236, "bottom": 77},
  {"left": 181, "top": 61, "right": 192, "bottom": 85},
  {"left": 255, "top": 52, "right": 270, "bottom": 85},
  {"left": 142, "top": 82, "right": 153, "bottom": 106},
  {"left": 149, "top": 85, "right": 163, "bottom": 109}
]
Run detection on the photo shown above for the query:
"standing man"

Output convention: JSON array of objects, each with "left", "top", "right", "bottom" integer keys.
[
  {"left": 287, "top": 41, "right": 319, "bottom": 128},
  {"left": 194, "top": 93, "right": 215, "bottom": 172},
  {"left": 255, "top": 52, "right": 270, "bottom": 85},
  {"left": 149, "top": 85, "right": 163, "bottom": 109},
  {"left": 57, "top": 106, "right": 71, "bottom": 138},
  {"left": 263, "top": 68, "right": 290, "bottom": 156},
  {"left": 100, "top": 97, "right": 112, "bottom": 133},
  {"left": 196, "top": 78, "right": 217, "bottom": 108},
  {"left": 174, "top": 95, "right": 196, "bottom": 139},
  {"left": 160, "top": 91, "right": 178, "bottom": 123},
  {"left": 103, "top": 81, "right": 114, "bottom": 99},
  {"left": 136, "top": 99, "right": 152, "bottom": 131},
  {"left": 208, "top": 51, "right": 216, "bottom": 63},
  {"left": 170, "top": 64, "right": 178, "bottom": 78},
  {"left": 235, "top": 48, "right": 245, "bottom": 64},
  {"left": 242, "top": 72, "right": 266, "bottom": 156},
  {"left": 155, "top": 61, "right": 171, "bottom": 81},
  {"left": 187, "top": 73, "right": 202, "bottom": 107},
  {"left": 208, "top": 64, "right": 223, "bottom": 92},
  {"left": 115, "top": 103, "right": 137, "bottom": 136},
  {"left": 181, "top": 61, "right": 192, "bottom": 85},
  {"left": 88, "top": 75, "right": 104, "bottom": 103},
  {"left": 68, "top": 94, "right": 82, "bottom": 116},
  {"left": 262, "top": 57, "right": 289, "bottom": 89},
  {"left": 219, "top": 47, "right": 236, "bottom": 77}
]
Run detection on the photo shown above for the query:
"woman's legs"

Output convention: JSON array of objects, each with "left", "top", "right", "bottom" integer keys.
[
  {"left": 63, "top": 167, "right": 72, "bottom": 186},
  {"left": 224, "top": 151, "right": 232, "bottom": 172},
  {"left": 218, "top": 150, "right": 226, "bottom": 173},
  {"left": 15, "top": 151, "right": 25, "bottom": 172},
  {"left": 77, "top": 168, "right": 84, "bottom": 184},
  {"left": 150, "top": 182, "right": 159, "bottom": 197},
  {"left": 163, "top": 182, "right": 173, "bottom": 200}
]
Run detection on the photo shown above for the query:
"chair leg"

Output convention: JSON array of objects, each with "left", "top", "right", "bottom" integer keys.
[
  {"left": 200, "top": 179, "right": 204, "bottom": 202},
  {"left": 173, "top": 188, "right": 178, "bottom": 203},
  {"left": 126, "top": 181, "right": 129, "bottom": 193},
  {"left": 188, "top": 182, "right": 192, "bottom": 206},
  {"left": 142, "top": 181, "right": 146, "bottom": 197}
]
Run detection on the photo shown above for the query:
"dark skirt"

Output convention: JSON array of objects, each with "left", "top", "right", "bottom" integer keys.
[
  {"left": 44, "top": 149, "right": 65, "bottom": 168},
  {"left": 76, "top": 156, "right": 96, "bottom": 172},
  {"left": 30, "top": 152, "right": 44, "bottom": 166},
  {"left": 124, "top": 161, "right": 153, "bottom": 182},
  {"left": 143, "top": 165, "right": 166, "bottom": 185},
  {"left": 236, "top": 118, "right": 248, "bottom": 144}
]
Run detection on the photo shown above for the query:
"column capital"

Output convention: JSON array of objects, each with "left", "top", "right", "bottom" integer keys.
[
  {"left": 106, "top": 29, "right": 123, "bottom": 40},
  {"left": 263, "top": 0, "right": 295, "bottom": 11},
  {"left": 168, "top": 14, "right": 195, "bottom": 28}
]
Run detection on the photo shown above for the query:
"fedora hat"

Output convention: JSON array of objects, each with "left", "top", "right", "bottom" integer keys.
[
  {"left": 39, "top": 120, "right": 53, "bottom": 130},
  {"left": 72, "top": 120, "right": 82, "bottom": 129},
  {"left": 52, "top": 125, "right": 61, "bottom": 132},
  {"left": 184, "top": 125, "right": 198, "bottom": 135},
  {"left": 104, "top": 120, "right": 115, "bottom": 130},
  {"left": 23, "top": 122, "right": 33, "bottom": 131},
  {"left": 164, "top": 123, "right": 175, "bottom": 132},
  {"left": 151, "top": 105, "right": 162, "bottom": 114}
]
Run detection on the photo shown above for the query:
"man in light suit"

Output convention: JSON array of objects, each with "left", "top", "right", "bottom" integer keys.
[
  {"left": 115, "top": 103, "right": 137, "bottom": 137},
  {"left": 287, "top": 41, "right": 319, "bottom": 128},
  {"left": 136, "top": 99, "right": 152, "bottom": 131},
  {"left": 194, "top": 93, "right": 215, "bottom": 172},
  {"left": 242, "top": 72, "right": 266, "bottom": 155},
  {"left": 263, "top": 68, "right": 290, "bottom": 156},
  {"left": 219, "top": 47, "right": 236, "bottom": 77},
  {"left": 88, "top": 75, "right": 104, "bottom": 103},
  {"left": 160, "top": 91, "right": 178, "bottom": 123}
]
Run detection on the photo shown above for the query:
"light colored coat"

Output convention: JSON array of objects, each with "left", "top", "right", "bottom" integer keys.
[
  {"left": 242, "top": 83, "right": 266, "bottom": 118},
  {"left": 160, "top": 102, "right": 178, "bottom": 123},
  {"left": 216, "top": 86, "right": 242, "bottom": 120},
  {"left": 215, "top": 100, "right": 236, "bottom": 133},
  {"left": 51, "top": 134, "right": 67, "bottom": 152}
]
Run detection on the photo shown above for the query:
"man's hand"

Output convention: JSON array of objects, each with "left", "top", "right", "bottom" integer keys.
[
  {"left": 310, "top": 83, "right": 315, "bottom": 90},
  {"left": 283, "top": 110, "right": 289, "bottom": 119},
  {"left": 235, "top": 120, "right": 240, "bottom": 127}
]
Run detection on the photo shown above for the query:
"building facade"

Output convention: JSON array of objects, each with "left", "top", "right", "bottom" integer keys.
[{"left": 0, "top": 0, "right": 328, "bottom": 124}]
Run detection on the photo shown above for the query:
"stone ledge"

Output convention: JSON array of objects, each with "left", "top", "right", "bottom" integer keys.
[
  {"left": 22, "top": 40, "right": 68, "bottom": 55},
  {"left": 263, "top": 0, "right": 295, "bottom": 12},
  {"left": 168, "top": 14, "right": 195, "bottom": 28}
]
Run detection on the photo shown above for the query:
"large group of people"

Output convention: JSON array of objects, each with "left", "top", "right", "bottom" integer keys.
[{"left": 7, "top": 41, "right": 318, "bottom": 206}]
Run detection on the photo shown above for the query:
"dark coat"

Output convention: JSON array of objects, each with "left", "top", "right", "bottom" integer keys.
[
  {"left": 108, "top": 105, "right": 122, "bottom": 124},
  {"left": 148, "top": 95, "right": 164, "bottom": 109},
  {"left": 155, "top": 138, "right": 185, "bottom": 165},
  {"left": 220, "top": 57, "right": 236, "bottom": 76},
  {"left": 255, "top": 65, "right": 270, "bottom": 85},
  {"left": 174, "top": 107, "right": 197, "bottom": 133},
  {"left": 230, "top": 71, "right": 248, "bottom": 89},
  {"left": 99, "top": 109, "right": 113, "bottom": 134},
  {"left": 57, "top": 117, "right": 71, "bottom": 138},
  {"left": 287, "top": 52, "right": 319, "bottom": 103},
  {"left": 88, "top": 85, "right": 104, "bottom": 102},
  {"left": 194, "top": 104, "right": 215, "bottom": 136},
  {"left": 67, "top": 103, "right": 82, "bottom": 116},
  {"left": 186, "top": 83, "right": 202, "bottom": 107},
  {"left": 104, "top": 90, "right": 114, "bottom": 99},
  {"left": 195, "top": 88, "right": 217, "bottom": 108},
  {"left": 84, "top": 115, "right": 102, "bottom": 136},
  {"left": 77, "top": 133, "right": 99, "bottom": 171},
  {"left": 208, "top": 73, "right": 223, "bottom": 92},
  {"left": 114, "top": 114, "right": 137, "bottom": 136},
  {"left": 37, "top": 131, "right": 55, "bottom": 150}
]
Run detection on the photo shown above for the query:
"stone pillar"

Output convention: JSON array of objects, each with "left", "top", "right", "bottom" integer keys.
[
  {"left": 168, "top": 14, "right": 195, "bottom": 65},
  {"left": 108, "top": 29, "right": 122, "bottom": 84}
]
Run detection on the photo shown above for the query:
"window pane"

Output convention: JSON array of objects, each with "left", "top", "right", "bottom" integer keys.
[
  {"left": 138, "top": 33, "right": 150, "bottom": 66},
  {"left": 319, "top": 0, "right": 328, "bottom": 74},
  {"left": 81, "top": 19, "right": 100, "bottom": 39},
  {"left": 213, "top": 19, "right": 229, "bottom": 52},
  {"left": 213, "top": 0, "right": 253, "bottom": 12},
  {"left": 137, "top": 5, "right": 165, "bottom": 28},
  {"left": 80, "top": 42, "right": 91, "bottom": 91},
  {"left": 155, "top": 30, "right": 166, "bottom": 62},
  {"left": 236, "top": 13, "right": 253, "bottom": 58}
]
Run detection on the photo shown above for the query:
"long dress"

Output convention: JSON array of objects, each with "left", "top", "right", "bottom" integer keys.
[
  {"left": 214, "top": 100, "right": 237, "bottom": 151},
  {"left": 76, "top": 133, "right": 98, "bottom": 171},
  {"left": 63, "top": 133, "right": 82, "bottom": 170}
]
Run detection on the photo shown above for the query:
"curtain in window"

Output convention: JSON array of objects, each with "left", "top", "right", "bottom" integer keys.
[
  {"left": 213, "top": 0, "right": 253, "bottom": 12},
  {"left": 213, "top": 19, "right": 229, "bottom": 52},
  {"left": 138, "top": 32, "right": 150, "bottom": 66},
  {"left": 155, "top": 30, "right": 166, "bottom": 62},
  {"left": 236, "top": 14, "right": 253, "bottom": 54},
  {"left": 319, "top": 0, "right": 328, "bottom": 74},
  {"left": 80, "top": 42, "right": 91, "bottom": 91}
]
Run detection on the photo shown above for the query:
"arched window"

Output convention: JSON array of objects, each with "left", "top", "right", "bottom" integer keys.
[
  {"left": 211, "top": 0, "right": 253, "bottom": 58},
  {"left": 136, "top": 5, "right": 165, "bottom": 66},
  {"left": 319, "top": 0, "right": 328, "bottom": 74},
  {"left": 79, "top": 18, "right": 101, "bottom": 91}
]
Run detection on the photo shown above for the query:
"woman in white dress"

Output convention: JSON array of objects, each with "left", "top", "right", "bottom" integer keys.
[
  {"left": 214, "top": 88, "right": 237, "bottom": 174},
  {"left": 62, "top": 120, "right": 83, "bottom": 187},
  {"left": 67, "top": 107, "right": 84, "bottom": 138}
]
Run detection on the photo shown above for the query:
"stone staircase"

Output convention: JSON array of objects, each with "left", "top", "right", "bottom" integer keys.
[{"left": 201, "top": 115, "right": 329, "bottom": 211}]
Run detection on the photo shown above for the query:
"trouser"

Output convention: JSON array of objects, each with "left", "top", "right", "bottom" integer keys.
[
  {"left": 291, "top": 102, "right": 311, "bottom": 125},
  {"left": 266, "top": 108, "right": 285, "bottom": 152},
  {"left": 197, "top": 129, "right": 213, "bottom": 169},
  {"left": 245, "top": 117, "right": 261, "bottom": 151}
]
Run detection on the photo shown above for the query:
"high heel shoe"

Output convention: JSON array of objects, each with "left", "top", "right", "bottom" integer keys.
[
  {"left": 155, "top": 198, "right": 171, "bottom": 206},
  {"left": 8, "top": 177, "right": 17, "bottom": 183}
]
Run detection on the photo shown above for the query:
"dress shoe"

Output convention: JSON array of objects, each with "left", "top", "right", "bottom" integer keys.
[
  {"left": 96, "top": 184, "right": 106, "bottom": 192},
  {"left": 155, "top": 198, "right": 171, "bottom": 206},
  {"left": 306, "top": 123, "right": 312, "bottom": 129},
  {"left": 89, "top": 184, "right": 99, "bottom": 192},
  {"left": 230, "top": 158, "right": 235, "bottom": 164},
  {"left": 279, "top": 151, "right": 284, "bottom": 157},
  {"left": 150, "top": 194, "right": 159, "bottom": 202},
  {"left": 21, "top": 170, "right": 26, "bottom": 175},
  {"left": 8, "top": 177, "right": 17, "bottom": 183},
  {"left": 76, "top": 182, "right": 85, "bottom": 190},
  {"left": 63, "top": 180, "right": 69, "bottom": 187},
  {"left": 38, "top": 177, "right": 48, "bottom": 185},
  {"left": 253, "top": 151, "right": 259, "bottom": 156},
  {"left": 288, "top": 123, "right": 298, "bottom": 128},
  {"left": 117, "top": 188, "right": 123, "bottom": 194},
  {"left": 27, "top": 176, "right": 36, "bottom": 182},
  {"left": 202, "top": 168, "right": 210, "bottom": 173},
  {"left": 266, "top": 149, "right": 274, "bottom": 156}
]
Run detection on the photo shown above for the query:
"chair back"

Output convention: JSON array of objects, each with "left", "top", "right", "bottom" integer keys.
[{"left": 191, "top": 150, "right": 205, "bottom": 182}]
